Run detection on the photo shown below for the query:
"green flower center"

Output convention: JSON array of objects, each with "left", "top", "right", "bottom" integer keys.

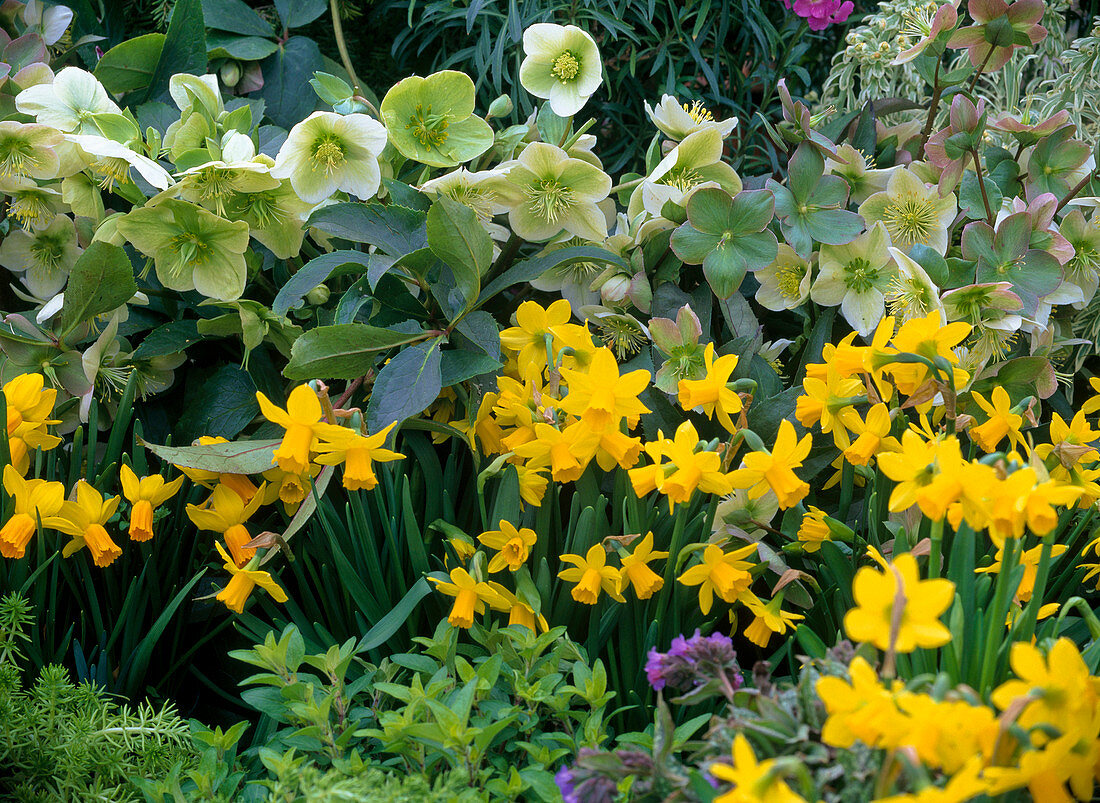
[
  {"left": 0, "top": 136, "right": 42, "bottom": 177},
  {"left": 191, "top": 167, "right": 238, "bottom": 216},
  {"left": 446, "top": 183, "right": 495, "bottom": 221},
  {"left": 886, "top": 274, "right": 933, "bottom": 318},
  {"left": 682, "top": 100, "right": 715, "bottom": 124},
  {"left": 775, "top": 264, "right": 806, "bottom": 299},
  {"left": 551, "top": 52, "right": 581, "bottom": 82},
  {"left": 407, "top": 103, "right": 450, "bottom": 148},
  {"left": 9, "top": 193, "right": 54, "bottom": 230},
  {"left": 971, "top": 325, "right": 1016, "bottom": 361},
  {"left": 669, "top": 344, "right": 705, "bottom": 379},
  {"left": 28, "top": 234, "right": 67, "bottom": 274},
  {"left": 524, "top": 178, "right": 575, "bottom": 224},
  {"left": 843, "top": 257, "right": 880, "bottom": 292},
  {"left": 94, "top": 157, "right": 132, "bottom": 191},
  {"left": 236, "top": 190, "right": 284, "bottom": 228},
  {"left": 311, "top": 135, "right": 346, "bottom": 173},
  {"left": 169, "top": 232, "right": 211, "bottom": 272},
  {"left": 1068, "top": 243, "right": 1100, "bottom": 276},
  {"left": 899, "top": 2, "right": 938, "bottom": 40},
  {"left": 882, "top": 195, "right": 938, "bottom": 246},
  {"left": 662, "top": 166, "right": 703, "bottom": 193},
  {"left": 598, "top": 318, "right": 645, "bottom": 359}
]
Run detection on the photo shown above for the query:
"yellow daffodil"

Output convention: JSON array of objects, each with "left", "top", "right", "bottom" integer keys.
[
  {"left": 796, "top": 506, "right": 832, "bottom": 553},
  {"left": 213, "top": 541, "right": 288, "bottom": 614},
  {"left": 255, "top": 384, "right": 330, "bottom": 475},
  {"left": 968, "top": 386, "right": 1024, "bottom": 453},
  {"left": 619, "top": 532, "right": 667, "bottom": 599},
  {"left": 260, "top": 464, "right": 318, "bottom": 514},
  {"left": 512, "top": 421, "right": 599, "bottom": 482},
  {"left": 499, "top": 298, "right": 572, "bottom": 379},
  {"left": 677, "top": 342, "right": 742, "bottom": 433},
  {"left": 843, "top": 552, "right": 954, "bottom": 652},
  {"left": 312, "top": 422, "right": 403, "bottom": 491},
  {"left": 796, "top": 364, "right": 865, "bottom": 449},
  {"left": 711, "top": 734, "right": 808, "bottom": 803},
  {"left": 874, "top": 311, "right": 971, "bottom": 396},
  {"left": 991, "top": 638, "right": 1098, "bottom": 739},
  {"left": 0, "top": 465, "right": 65, "bottom": 559},
  {"left": 558, "top": 544, "right": 625, "bottom": 605},
  {"left": 728, "top": 420, "right": 812, "bottom": 509},
  {"left": 678, "top": 543, "right": 757, "bottom": 615},
  {"left": 429, "top": 567, "right": 508, "bottom": 628},
  {"left": 119, "top": 464, "right": 184, "bottom": 542},
  {"left": 515, "top": 465, "right": 549, "bottom": 507},
  {"left": 477, "top": 520, "right": 538, "bottom": 572},
  {"left": 56, "top": 481, "right": 122, "bottom": 568},
  {"left": 187, "top": 483, "right": 266, "bottom": 567},
  {"left": 816, "top": 656, "right": 907, "bottom": 749},
  {"left": 487, "top": 582, "right": 549, "bottom": 632},
  {"left": 629, "top": 420, "right": 735, "bottom": 510},
  {"left": 840, "top": 403, "right": 898, "bottom": 466},
  {"left": 739, "top": 590, "right": 804, "bottom": 648},
  {"left": 558, "top": 347, "right": 650, "bottom": 433},
  {"left": 976, "top": 542, "right": 1067, "bottom": 604}
]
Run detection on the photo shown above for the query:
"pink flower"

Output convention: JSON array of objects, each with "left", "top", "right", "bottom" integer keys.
[{"left": 782, "top": 0, "right": 855, "bottom": 30}]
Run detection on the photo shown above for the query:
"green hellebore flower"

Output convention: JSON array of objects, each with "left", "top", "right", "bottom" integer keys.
[
  {"left": 15, "top": 67, "right": 122, "bottom": 135},
  {"left": 649, "top": 304, "right": 706, "bottom": 393},
  {"left": 644, "top": 95, "right": 738, "bottom": 142},
  {"left": 226, "top": 174, "right": 316, "bottom": 260},
  {"left": 0, "top": 176, "right": 64, "bottom": 230},
  {"left": 755, "top": 244, "right": 812, "bottom": 312},
  {"left": 811, "top": 221, "right": 897, "bottom": 337},
  {"left": 272, "top": 111, "right": 387, "bottom": 204},
  {"left": 669, "top": 187, "right": 778, "bottom": 299},
  {"left": 116, "top": 199, "right": 250, "bottom": 301},
  {"left": 859, "top": 166, "right": 957, "bottom": 255},
  {"left": 0, "top": 121, "right": 62, "bottom": 180},
  {"left": 1059, "top": 209, "right": 1100, "bottom": 305},
  {"left": 519, "top": 23, "right": 603, "bottom": 117},
  {"left": 381, "top": 70, "right": 494, "bottom": 168},
  {"left": 0, "top": 214, "right": 82, "bottom": 298},
  {"left": 503, "top": 141, "right": 611, "bottom": 242},
  {"left": 628, "top": 127, "right": 742, "bottom": 220}
]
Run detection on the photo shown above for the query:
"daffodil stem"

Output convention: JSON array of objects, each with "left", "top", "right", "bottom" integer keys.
[
  {"left": 329, "top": 0, "right": 361, "bottom": 96},
  {"left": 978, "top": 536, "right": 1019, "bottom": 691},
  {"left": 838, "top": 460, "right": 854, "bottom": 524},
  {"left": 970, "top": 148, "right": 995, "bottom": 226},
  {"left": 927, "top": 517, "right": 944, "bottom": 579},
  {"left": 1013, "top": 530, "right": 1055, "bottom": 643}
]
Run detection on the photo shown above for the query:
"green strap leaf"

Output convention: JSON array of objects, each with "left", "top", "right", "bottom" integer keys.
[{"left": 357, "top": 577, "right": 433, "bottom": 652}]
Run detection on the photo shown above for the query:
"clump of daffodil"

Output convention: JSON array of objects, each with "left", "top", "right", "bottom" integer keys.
[
  {"left": 272, "top": 111, "right": 387, "bottom": 204},
  {"left": 0, "top": 214, "right": 82, "bottom": 298},
  {"left": 519, "top": 23, "right": 603, "bottom": 117},
  {"left": 558, "top": 544, "right": 625, "bottom": 605},
  {"left": 629, "top": 420, "right": 734, "bottom": 510},
  {"left": 56, "top": 480, "right": 123, "bottom": 568},
  {"left": 117, "top": 199, "right": 250, "bottom": 301},
  {"left": 811, "top": 221, "right": 898, "bottom": 338},
  {"left": 843, "top": 549, "right": 954, "bottom": 652},
  {"left": 644, "top": 94, "right": 738, "bottom": 141},
  {"left": 678, "top": 543, "right": 758, "bottom": 615},
  {"left": 478, "top": 520, "right": 538, "bottom": 572},
  {"left": 214, "top": 542, "right": 288, "bottom": 614},
  {"left": 859, "top": 167, "right": 956, "bottom": 255},
  {"left": 430, "top": 567, "right": 508, "bottom": 628},
  {"left": 0, "top": 121, "right": 63, "bottom": 179},
  {"left": 380, "top": 70, "right": 494, "bottom": 168},
  {"left": 255, "top": 384, "right": 333, "bottom": 476},
  {"left": 503, "top": 142, "right": 611, "bottom": 243},
  {"left": 0, "top": 465, "right": 66, "bottom": 559},
  {"left": 15, "top": 67, "right": 122, "bottom": 135},
  {"left": 312, "top": 422, "right": 404, "bottom": 491},
  {"left": 119, "top": 464, "right": 184, "bottom": 542}
]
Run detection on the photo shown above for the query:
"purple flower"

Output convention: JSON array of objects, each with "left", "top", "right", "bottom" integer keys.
[
  {"left": 782, "top": 0, "right": 855, "bottom": 30},
  {"left": 644, "top": 630, "right": 744, "bottom": 695},
  {"left": 555, "top": 765, "right": 578, "bottom": 803}
]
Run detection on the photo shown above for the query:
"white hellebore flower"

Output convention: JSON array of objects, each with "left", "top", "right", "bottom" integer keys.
[
  {"left": 0, "top": 214, "right": 82, "bottom": 298},
  {"left": 66, "top": 133, "right": 173, "bottom": 191},
  {"left": 811, "top": 221, "right": 897, "bottom": 338},
  {"left": 272, "top": 111, "right": 387, "bottom": 204},
  {"left": 519, "top": 23, "right": 603, "bottom": 117},
  {"left": 24, "top": 0, "right": 74, "bottom": 45},
  {"left": 16, "top": 67, "right": 122, "bottom": 134},
  {"left": 644, "top": 95, "right": 738, "bottom": 141}
]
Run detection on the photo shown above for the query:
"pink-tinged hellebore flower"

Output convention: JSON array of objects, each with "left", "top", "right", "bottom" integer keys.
[
  {"left": 782, "top": 0, "right": 854, "bottom": 30},
  {"left": 948, "top": 0, "right": 1046, "bottom": 72},
  {"left": 924, "top": 94, "right": 986, "bottom": 196},
  {"left": 894, "top": 1, "right": 960, "bottom": 64}
]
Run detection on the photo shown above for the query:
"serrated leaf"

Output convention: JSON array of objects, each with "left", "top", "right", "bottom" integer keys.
[
  {"left": 143, "top": 438, "right": 281, "bottom": 474},
  {"left": 366, "top": 339, "right": 443, "bottom": 431},
  {"left": 284, "top": 323, "right": 427, "bottom": 380},
  {"left": 307, "top": 202, "right": 428, "bottom": 256},
  {"left": 272, "top": 250, "right": 373, "bottom": 317},
  {"left": 60, "top": 242, "right": 137, "bottom": 336}
]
